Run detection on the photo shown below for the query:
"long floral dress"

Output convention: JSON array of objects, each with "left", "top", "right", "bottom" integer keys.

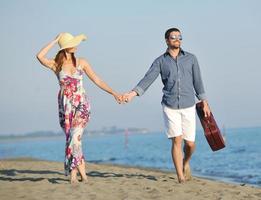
[{"left": 57, "top": 64, "right": 91, "bottom": 176}]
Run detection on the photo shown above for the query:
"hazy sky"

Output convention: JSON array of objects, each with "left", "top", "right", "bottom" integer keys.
[{"left": 1, "top": 0, "right": 260, "bottom": 135}]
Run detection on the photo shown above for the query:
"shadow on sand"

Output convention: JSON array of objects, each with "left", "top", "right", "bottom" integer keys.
[
  {"left": 0, "top": 169, "right": 68, "bottom": 184},
  {"left": 87, "top": 171, "right": 157, "bottom": 181},
  {"left": 0, "top": 168, "right": 158, "bottom": 183}
]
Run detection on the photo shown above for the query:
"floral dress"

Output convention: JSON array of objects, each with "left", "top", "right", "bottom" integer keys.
[{"left": 57, "top": 64, "right": 91, "bottom": 176}]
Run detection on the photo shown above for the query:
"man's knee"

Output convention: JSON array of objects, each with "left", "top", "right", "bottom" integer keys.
[
  {"left": 185, "top": 141, "right": 195, "bottom": 149},
  {"left": 172, "top": 136, "right": 183, "bottom": 147}
]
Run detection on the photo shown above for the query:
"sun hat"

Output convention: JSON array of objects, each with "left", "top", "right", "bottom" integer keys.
[{"left": 58, "top": 33, "right": 87, "bottom": 50}]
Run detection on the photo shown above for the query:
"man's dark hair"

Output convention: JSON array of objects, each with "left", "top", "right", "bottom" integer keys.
[{"left": 165, "top": 28, "right": 181, "bottom": 39}]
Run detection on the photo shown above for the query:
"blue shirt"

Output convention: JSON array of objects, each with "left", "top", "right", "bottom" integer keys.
[{"left": 133, "top": 49, "right": 207, "bottom": 109}]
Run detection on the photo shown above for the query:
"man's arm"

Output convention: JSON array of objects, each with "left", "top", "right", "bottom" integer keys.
[
  {"left": 133, "top": 59, "right": 161, "bottom": 95},
  {"left": 192, "top": 55, "right": 210, "bottom": 117},
  {"left": 124, "top": 59, "right": 161, "bottom": 102},
  {"left": 192, "top": 55, "right": 207, "bottom": 101}
]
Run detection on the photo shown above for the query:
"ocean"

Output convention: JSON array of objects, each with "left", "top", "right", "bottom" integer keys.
[{"left": 0, "top": 127, "right": 260, "bottom": 187}]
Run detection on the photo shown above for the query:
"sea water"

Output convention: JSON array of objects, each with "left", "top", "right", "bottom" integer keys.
[{"left": 0, "top": 127, "right": 260, "bottom": 186}]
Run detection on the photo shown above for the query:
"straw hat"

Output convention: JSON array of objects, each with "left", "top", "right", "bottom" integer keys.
[{"left": 58, "top": 33, "right": 87, "bottom": 50}]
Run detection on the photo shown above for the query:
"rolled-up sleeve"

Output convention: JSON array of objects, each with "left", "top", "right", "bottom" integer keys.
[
  {"left": 133, "top": 59, "right": 161, "bottom": 96},
  {"left": 192, "top": 55, "right": 207, "bottom": 100}
]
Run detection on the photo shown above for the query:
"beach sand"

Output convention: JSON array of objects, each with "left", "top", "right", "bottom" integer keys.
[{"left": 0, "top": 158, "right": 260, "bottom": 200}]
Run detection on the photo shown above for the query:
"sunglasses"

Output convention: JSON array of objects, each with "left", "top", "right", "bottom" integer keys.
[{"left": 169, "top": 35, "right": 182, "bottom": 41}]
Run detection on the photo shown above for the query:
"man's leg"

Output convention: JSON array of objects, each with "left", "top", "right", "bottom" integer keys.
[
  {"left": 171, "top": 136, "right": 185, "bottom": 183},
  {"left": 183, "top": 140, "right": 195, "bottom": 180},
  {"left": 162, "top": 104, "right": 184, "bottom": 182},
  {"left": 181, "top": 105, "right": 196, "bottom": 181}
]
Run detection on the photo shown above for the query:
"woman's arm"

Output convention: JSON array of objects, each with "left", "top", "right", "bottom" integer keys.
[
  {"left": 36, "top": 33, "right": 63, "bottom": 72},
  {"left": 81, "top": 58, "right": 122, "bottom": 103}
]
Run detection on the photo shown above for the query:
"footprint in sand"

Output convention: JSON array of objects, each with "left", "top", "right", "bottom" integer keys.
[{"left": 144, "top": 186, "right": 151, "bottom": 190}]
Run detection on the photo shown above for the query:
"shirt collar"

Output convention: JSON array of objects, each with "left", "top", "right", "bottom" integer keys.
[{"left": 164, "top": 48, "right": 185, "bottom": 57}]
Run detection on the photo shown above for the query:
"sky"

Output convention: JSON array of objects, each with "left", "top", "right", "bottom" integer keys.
[{"left": 0, "top": 0, "right": 260, "bottom": 135}]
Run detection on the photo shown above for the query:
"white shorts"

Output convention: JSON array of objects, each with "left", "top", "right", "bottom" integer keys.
[{"left": 162, "top": 104, "right": 196, "bottom": 142}]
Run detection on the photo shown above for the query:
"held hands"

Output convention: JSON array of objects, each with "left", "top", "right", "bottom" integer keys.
[
  {"left": 113, "top": 91, "right": 137, "bottom": 104},
  {"left": 122, "top": 91, "right": 137, "bottom": 103}
]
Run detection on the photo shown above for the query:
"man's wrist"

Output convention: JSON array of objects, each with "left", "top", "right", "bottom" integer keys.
[
  {"left": 202, "top": 100, "right": 209, "bottom": 107},
  {"left": 130, "top": 90, "right": 138, "bottom": 97}
]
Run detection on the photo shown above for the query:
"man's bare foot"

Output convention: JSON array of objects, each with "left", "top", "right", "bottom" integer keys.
[
  {"left": 178, "top": 177, "right": 185, "bottom": 184},
  {"left": 177, "top": 174, "right": 186, "bottom": 183},
  {"left": 183, "top": 162, "right": 192, "bottom": 181}
]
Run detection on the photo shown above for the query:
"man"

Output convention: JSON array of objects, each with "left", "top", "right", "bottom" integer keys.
[{"left": 123, "top": 27, "right": 211, "bottom": 183}]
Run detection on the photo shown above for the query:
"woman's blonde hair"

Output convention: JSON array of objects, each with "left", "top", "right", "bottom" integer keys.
[{"left": 54, "top": 50, "right": 77, "bottom": 73}]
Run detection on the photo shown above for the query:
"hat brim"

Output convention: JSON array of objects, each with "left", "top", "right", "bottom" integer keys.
[{"left": 59, "top": 34, "right": 87, "bottom": 50}]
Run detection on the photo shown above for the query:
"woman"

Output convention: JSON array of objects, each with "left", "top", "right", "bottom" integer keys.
[{"left": 36, "top": 33, "right": 122, "bottom": 184}]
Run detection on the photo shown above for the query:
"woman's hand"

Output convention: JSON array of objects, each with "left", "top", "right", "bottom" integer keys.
[
  {"left": 36, "top": 33, "right": 65, "bottom": 70},
  {"left": 113, "top": 93, "right": 124, "bottom": 104},
  {"left": 54, "top": 33, "right": 65, "bottom": 43}
]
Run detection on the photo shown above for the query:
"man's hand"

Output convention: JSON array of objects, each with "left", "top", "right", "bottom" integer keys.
[
  {"left": 202, "top": 100, "right": 211, "bottom": 118},
  {"left": 122, "top": 91, "right": 137, "bottom": 103}
]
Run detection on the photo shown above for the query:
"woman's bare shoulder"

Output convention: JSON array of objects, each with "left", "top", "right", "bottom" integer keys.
[{"left": 78, "top": 57, "right": 90, "bottom": 66}]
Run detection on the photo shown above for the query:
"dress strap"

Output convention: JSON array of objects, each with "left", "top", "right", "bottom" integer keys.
[
  {"left": 77, "top": 64, "right": 83, "bottom": 70},
  {"left": 76, "top": 58, "right": 83, "bottom": 70}
]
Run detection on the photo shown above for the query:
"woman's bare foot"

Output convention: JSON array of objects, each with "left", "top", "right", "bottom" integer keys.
[
  {"left": 80, "top": 174, "right": 88, "bottom": 183},
  {"left": 78, "top": 159, "right": 88, "bottom": 183},
  {"left": 70, "top": 178, "right": 79, "bottom": 184},
  {"left": 70, "top": 168, "right": 79, "bottom": 184},
  {"left": 81, "top": 178, "right": 88, "bottom": 184}
]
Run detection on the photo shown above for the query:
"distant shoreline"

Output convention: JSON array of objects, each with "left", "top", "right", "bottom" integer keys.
[
  {"left": 1, "top": 126, "right": 260, "bottom": 140},
  {"left": 0, "top": 129, "right": 158, "bottom": 140}
]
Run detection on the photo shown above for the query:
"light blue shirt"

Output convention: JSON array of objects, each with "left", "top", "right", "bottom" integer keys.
[{"left": 133, "top": 49, "right": 207, "bottom": 109}]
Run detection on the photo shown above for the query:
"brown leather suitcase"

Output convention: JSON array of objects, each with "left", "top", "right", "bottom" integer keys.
[{"left": 196, "top": 102, "right": 225, "bottom": 151}]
